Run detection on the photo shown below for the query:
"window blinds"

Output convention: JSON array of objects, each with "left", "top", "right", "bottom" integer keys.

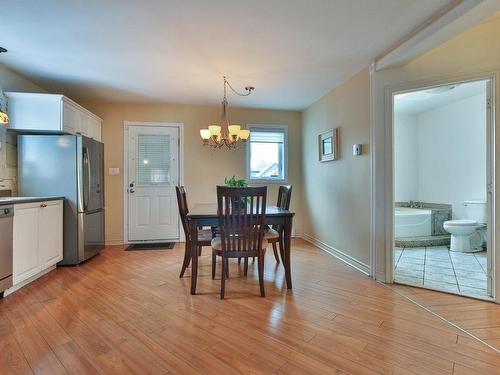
[{"left": 136, "top": 134, "right": 170, "bottom": 185}]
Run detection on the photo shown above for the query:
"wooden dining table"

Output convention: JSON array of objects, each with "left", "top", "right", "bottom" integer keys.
[{"left": 186, "top": 204, "right": 295, "bottom": 295}]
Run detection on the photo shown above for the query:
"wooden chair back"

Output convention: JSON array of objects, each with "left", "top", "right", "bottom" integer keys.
[
  {"left": 216, "top": 186, "right": 267, "bottom": 256},
  {"left": 175, "top": 186, "right": 189, "bottom": 238}
]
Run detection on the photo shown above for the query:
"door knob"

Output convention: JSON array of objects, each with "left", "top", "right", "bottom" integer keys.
[{"left": 129, "top": 188, "right": 135, "bottom": 193}]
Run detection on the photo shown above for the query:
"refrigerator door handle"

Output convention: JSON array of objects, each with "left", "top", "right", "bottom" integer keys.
[{"left": 83, "top": 147, "right": 90, "bottom": 211}]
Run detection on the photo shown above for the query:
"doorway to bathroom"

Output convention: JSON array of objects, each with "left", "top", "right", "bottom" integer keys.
[{"left": 392, "top": 78, "right": 494, "bottom": 300}]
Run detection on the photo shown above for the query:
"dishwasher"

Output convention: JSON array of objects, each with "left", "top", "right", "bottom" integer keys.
[{"left": 0, "top": 205, "right": 13, "bottom": 298}]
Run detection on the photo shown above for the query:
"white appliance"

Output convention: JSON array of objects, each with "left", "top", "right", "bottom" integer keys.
[{"left": 443, "top": 200, "right": 486, "bottom": 252}]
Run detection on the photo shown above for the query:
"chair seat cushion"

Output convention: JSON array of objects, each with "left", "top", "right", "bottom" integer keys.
[
  {"left": 265, "top": 228, "right": 279, "bottom": 241},
  {"left": 211, "top": 237, "right": 222, "bottom": 251},
  {"left": 197, "top": 229, "right": 213, "bottom": 243}
]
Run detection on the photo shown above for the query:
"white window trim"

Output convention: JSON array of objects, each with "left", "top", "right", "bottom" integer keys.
[{"left": 246, "top": 124, "right": 288, "bottom": 184}]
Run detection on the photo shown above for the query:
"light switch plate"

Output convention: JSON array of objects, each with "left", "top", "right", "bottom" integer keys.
[{"left": 108, "top": 167, "right": 120, "bottom": 176}]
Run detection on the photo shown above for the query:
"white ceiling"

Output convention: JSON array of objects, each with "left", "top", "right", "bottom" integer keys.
[
  {"left": 0, "top": 0, "right": 453, "bottom": 110},
  {"left": 394, "top": 80, "right": 487, "bottom": 115}
]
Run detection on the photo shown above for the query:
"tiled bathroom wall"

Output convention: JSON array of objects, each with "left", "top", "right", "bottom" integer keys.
[{"left": 0, "top": 126, "right": 17, "bottom": 195}]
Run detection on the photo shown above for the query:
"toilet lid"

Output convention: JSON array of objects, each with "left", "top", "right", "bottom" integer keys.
[{"left": 444, "top": 219, "right": 477, "bottom": 226}]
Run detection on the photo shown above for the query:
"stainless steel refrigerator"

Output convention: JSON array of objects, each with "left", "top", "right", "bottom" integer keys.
[{"left": 18, "top": 135, "right": 104, "bottom": 265}]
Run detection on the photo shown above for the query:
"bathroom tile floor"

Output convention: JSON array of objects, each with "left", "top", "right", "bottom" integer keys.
[{"left": 394, "top": 246, "right": 491, "bottom": 299}]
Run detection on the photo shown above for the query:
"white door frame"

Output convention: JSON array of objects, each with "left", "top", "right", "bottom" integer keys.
[
  {"left": 123, "top": 121, "right": 185, "bottom": 244},
  {"left": 373, "top": 71, "right": 498, "bottom": 302}
]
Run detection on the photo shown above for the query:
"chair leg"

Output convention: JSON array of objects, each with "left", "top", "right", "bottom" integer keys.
[
  {"left": 179, "top": 241, "right": 191, "bottom": 278},
  {"left": 252, "top": 257, "right": 255, "bottom": 263},
  {"left": 238, "top": 257, "right": 242, "bottom": 264},
  {"left": 198, "top": 245, "right": 202, "bottom": 256},
  {"left": 211, "top": 253, "right": 216, "bottom": 279},
  {"left": 244, "top": 257, "right": 248, "bottom": 276},
  {"left": 225, "top": 258, "right": 229, "bottom": 279},
  {"left": 272, "top": 242, "right": 280, "bottom": 264},
  {"left": 220, "top": 257, "right": 226, "bottom": 299},
  {"left": 258, "top": 252, "right": 265, "bottom": 297}
]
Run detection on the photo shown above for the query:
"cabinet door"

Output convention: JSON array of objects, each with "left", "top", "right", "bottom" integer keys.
[
  {"left": 62, "top": 102, "right": 78, "bottom": 134},
  {"left": 88, "top": 117, "right": 102, "bottom": 141},
  {"left": 39, "top": 201, "right": 64, "bottom": 269},
  {"left": 95, "top": 121, "right": 102, "bottom": 142},
  {"left": 13, "top": 203, "right": 41, "bottom": 284},
  {"left": 78, "top": 112, "right": 90, "bottom": 136}
]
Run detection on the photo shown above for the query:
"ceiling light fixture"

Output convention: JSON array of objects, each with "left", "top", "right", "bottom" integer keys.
[
  {"left": 0, "top": 87, "right": 9, "bottom": 125},
  {"left": 0, "top": 48, "right": 9, "bottom": 125},
  {"left": 200, "top": 76, "right": 254, "bottom": 149}
]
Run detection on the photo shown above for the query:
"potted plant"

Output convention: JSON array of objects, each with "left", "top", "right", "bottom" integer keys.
[{"left": 224, "top": 176, "right": 249, "bottom": 211}]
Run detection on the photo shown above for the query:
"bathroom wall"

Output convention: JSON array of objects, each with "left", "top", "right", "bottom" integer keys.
[
  {"left": 417, "top": 93, "right": 486, "bottom": 219},
  {"left": 394, "top": 113, "right": 418, "bottom": 202},
  {"left": 394, "top": 92, "right": 487, "bottom": 220},
  {"left": 0, "top": 64, "right": 46, "bottom": 195}
]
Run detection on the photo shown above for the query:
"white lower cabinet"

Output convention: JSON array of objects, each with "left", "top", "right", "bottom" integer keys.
[
  {"left": 12, "top": 204, "right": 40, "bottom": 284},
  {"left": 13, "top": 200, "right": 63, "bottom": 285},
  {"left": 39, "top": 201, "right": 64, "bottom": 269}
]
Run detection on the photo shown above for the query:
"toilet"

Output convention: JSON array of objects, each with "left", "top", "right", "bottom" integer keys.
[{"left": 443, "top": 200, "right": 487, "bottom": 253}]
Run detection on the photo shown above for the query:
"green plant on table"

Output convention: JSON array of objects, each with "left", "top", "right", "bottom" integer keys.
[
  {"left": 224, "top": 176, "right": 248, "bottom": 187},
  {"left": 224, "top": 176, "right": 249, "bottom": 205}
]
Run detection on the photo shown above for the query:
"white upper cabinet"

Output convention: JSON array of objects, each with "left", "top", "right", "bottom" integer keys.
[{"left": 6, "top": 93, "right": 102, "bottom": 142}]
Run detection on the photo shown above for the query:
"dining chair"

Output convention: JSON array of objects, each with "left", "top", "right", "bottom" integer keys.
[
  {"left": 265, "top": 185, "right": 293, "bottom": 264},
  {"left": 176, "top": 186, "right": 214, "bottom": 278},
  {"left": 211, "top": 186, "right": 267, "bottom": 298}
]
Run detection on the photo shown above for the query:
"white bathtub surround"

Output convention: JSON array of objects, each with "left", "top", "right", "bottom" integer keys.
[
  {"left": 394, "top": 246, "right": 489, "bottom": 299},
  {"left": 394, "top": 207, "right": 432, "bottom": 238}
]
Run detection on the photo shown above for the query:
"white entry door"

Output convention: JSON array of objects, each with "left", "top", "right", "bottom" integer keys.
[{"left": 127, "top": 125, "right": 180, "bottom": 242}]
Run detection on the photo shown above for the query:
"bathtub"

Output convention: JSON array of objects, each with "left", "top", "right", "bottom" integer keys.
[{"left": 394, "top": 207, "right": 432, "bottom": 238}]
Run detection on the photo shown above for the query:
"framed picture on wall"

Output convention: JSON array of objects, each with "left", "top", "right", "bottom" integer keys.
[{"left": 318, "top": 128, "right": 337, "bottom": 162}]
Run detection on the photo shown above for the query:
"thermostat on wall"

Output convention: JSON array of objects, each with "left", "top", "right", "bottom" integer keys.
[{"left": 352, "top": 144, "right": 362, "bottom": 156}]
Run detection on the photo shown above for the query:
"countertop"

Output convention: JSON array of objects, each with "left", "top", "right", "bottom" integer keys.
[{"left": 0, "top": 196, "right": 65, "bottom": 205}]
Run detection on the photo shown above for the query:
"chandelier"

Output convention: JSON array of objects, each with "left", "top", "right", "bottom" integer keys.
[
  {"left": 200, "top": 76, "right": 254, "bottom": 149},
  {"left": 0, "top": 87, "right": 9, "bottom": 125}
]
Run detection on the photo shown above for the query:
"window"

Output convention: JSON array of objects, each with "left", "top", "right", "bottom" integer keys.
[
  {"left": 136, "top": 134, "right": 171, "bottom": 185},
  {"left": 247, "top": 125, "right": 287, "bottom": 182}
]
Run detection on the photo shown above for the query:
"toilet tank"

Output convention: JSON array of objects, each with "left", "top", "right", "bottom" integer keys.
[{"left": 464, "top": 200, "right": 487, "bottom": 223}]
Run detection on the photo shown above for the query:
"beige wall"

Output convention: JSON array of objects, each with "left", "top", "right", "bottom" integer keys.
[
  {"left": 0, "top": 64, "right": 45, "bottom": 194},
  {"left": 82, "top": 102, "right": 302, "bottom": 244},
  {"left": 301, "top": 68, "right": 371, "bottom": 268},
  {"left": 373, "top": 14, "right": 500, "bottom": 281}
]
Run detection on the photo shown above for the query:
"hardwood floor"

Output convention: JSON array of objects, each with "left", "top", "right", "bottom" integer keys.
[
  {"left": 390, "top": 283, "right": 500, "bottom": 352},
  {"left": 1, "top": 239, "right": 499, "bottom": 374}
]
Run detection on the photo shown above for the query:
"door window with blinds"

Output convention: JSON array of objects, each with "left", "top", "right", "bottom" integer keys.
[
  {"left": 136, "top": 134, "right": 171, "bottom": 186},
  {"left": 246, "top": 125, "right": 288, "bottom": 182}
]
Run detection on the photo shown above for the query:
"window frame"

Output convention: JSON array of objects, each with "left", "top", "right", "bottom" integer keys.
[{"left": 245, "top": 124, "right": 288, "bottom": 183}]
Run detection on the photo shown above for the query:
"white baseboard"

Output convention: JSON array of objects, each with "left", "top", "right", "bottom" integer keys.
[
  {"left": 105, "top": 239, "right": 125, "bottom": 246},
  {"left": 301, "top": 233, "right": 371, "bottom": 276},
  {"left": 105, "top": 238, "right": 182, "bottom": 246}
]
